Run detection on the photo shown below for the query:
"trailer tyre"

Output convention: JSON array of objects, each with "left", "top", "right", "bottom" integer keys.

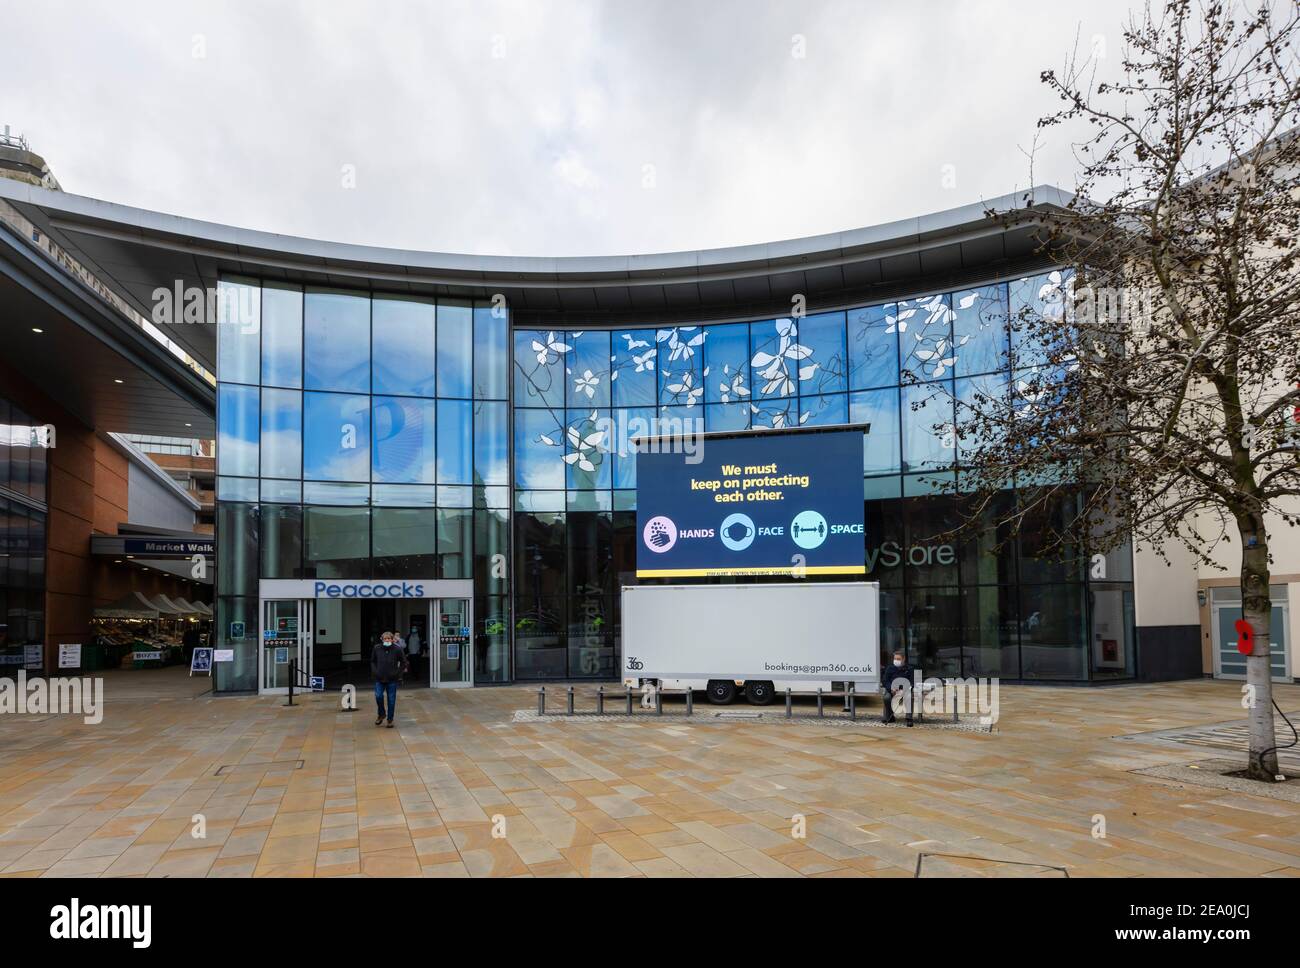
[
  {"left": 706, "top": 680, "right": 736, "bottom": 705},
  {"left": 745, "top": 680, "right": 776, "bottom": 705}
]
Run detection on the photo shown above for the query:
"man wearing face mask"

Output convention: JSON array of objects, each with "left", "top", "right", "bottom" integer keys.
[
  {"left": 371, "top": 630, "right": 410, "bottom": 728},
  {"left": 880, "top": 650, "right": 914, "bottom": 726}
]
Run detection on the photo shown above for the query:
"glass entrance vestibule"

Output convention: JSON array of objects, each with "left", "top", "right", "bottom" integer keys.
[{"left": 257, "top": 579, "right": 474, "bottom": 694}]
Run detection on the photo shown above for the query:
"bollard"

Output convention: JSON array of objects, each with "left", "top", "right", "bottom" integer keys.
[
  {"left": 537, "top": 687, "right": 546, "bottom": 716},
  {"left": 816, "top": 688, "right": 824, "bottom": 718},
  {"left": 567, "top": 686, "right": 575, "bottom": 716},
  {"left": 848, "top": 682, "right": 856, "bottom": 721},
  {"left": 596, "top": 686, "right": 604, "bottom": 716},
  {"left": 685, "top": 689, "right": 693, "bottom": 716},
  {"left": 626, "top": 685, "right": 633, "bottom": 716},
  {"left": 952, "top": 686, "right": 958, "bottom": 723},
  {"left": 655, "top": 688, "right": 663, "bottom": 716},
  {"left": 785, "top": 688, "right": 793, "bottom": 719}
]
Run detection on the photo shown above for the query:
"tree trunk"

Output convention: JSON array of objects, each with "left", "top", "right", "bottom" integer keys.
[{"left": 1241, "top": 522, "right": 1278, "bottom": 781}]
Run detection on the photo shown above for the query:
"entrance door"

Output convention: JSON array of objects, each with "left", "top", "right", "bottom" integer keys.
[
  {"left": 260, "top": 599, "right": 313, "bottom": 693},
  {"left": 431, "top": 598, "right": 472, "bottom": 687},
  {"left": 1211, "top": 585, "right": 1290, "bottom": 682}
]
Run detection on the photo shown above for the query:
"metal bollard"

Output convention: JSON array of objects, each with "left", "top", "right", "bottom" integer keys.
[
  {"left": 785, "top": 688, "right": 792, "bottom": 719},
  {"left": 816, "top": 688, "right": 824, "bottom": 717},
  {"left": 566, "top": 686, "right": 575, "bottom": 716},
  {"left": 626, "top": 685, "right": 633, "bottom": 715},
  {"left": 596, "top": 686, "right": 604, "bottom": 716},
  {"left": 537, "top": 687, "right": 546, "bottom": 716},
  {"left": 685, "top": 689, "right": 693, "bottom": 716},
  {"left": 952, "top": 686, "right": 958, "bottom": 723},
  {"left": 848, "top": 682, "right": 856, "bottom": 721},
  {"left": 655, "top": 688, "right": 663, "bottom": 716}
]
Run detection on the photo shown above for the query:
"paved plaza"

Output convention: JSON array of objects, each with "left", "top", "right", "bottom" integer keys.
[{"left": 1, "top": 670, "right": 1299, "bottom": 877}]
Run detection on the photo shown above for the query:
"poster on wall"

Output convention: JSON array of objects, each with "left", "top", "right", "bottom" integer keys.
[
  {"left": 635, "top": 427, "right": 866, "bottom": 578},
  {"left": 58, "top": 643, "right": 82, "bottom": 669}
]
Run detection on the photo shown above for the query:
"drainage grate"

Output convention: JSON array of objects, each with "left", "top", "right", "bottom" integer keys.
[
  {"left": 1115, "top": 712, "right": 1300, "bottom": 769},
  {"left": 713, "top": 710, "right": 764, "bottom": 719},
  {"left": 214, "top": 758, "right": 305, "bottom": 776}
]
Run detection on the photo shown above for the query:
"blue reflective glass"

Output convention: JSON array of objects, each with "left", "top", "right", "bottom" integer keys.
[
  {"left": 953, "top": 284, "right": 1009, "bottom": 377},
  {"left": 705, "top": 400, "right": 750, "bottom": 432},
  {"left": 473, "top": 301, "right": 509, "bottom": 400},
  {"left": 801, "top": 391, "right": 848, "bottom": 426},
  {"left": 848, "top": 303, "right": 899, "bottom": 389},
  {"left": 1009, "top": 270, "right": 1072, "bottom": 371},
  {"left": 371, "top": 396, "right": 436, "bottom": 484},
  {"left": 898, "top": 294, "right": 955, "bottom": 381},
  {"left": 260, "top": 388, "right": 301, "bottom": 479},
  {"left": 515, "top": 329, "right": 566, "bottom": 408},
  {"left": 703, "top": 323, "right": 750, "bottom": 404},
  {"left": 436, "top": 301, "right": 472, "bottom": 398},
  {"left": 261, "top": 283, "right": 302, "bottom": 388},
  {"left": 750, "top": 395, "right": 799, "bottom": 431},
  {"left": 372, "top": 297, "right": 435, "bottom": 396},
  {"left": 372, "top": 483, "right": 436, "bottom": 507},
  {"left": 611, "top": 328, "right": 657, "bottom": 407},
  {"left": 514, "top": 409, "right": 566, "bottom": 489},
  {"left": 304, "top": 290, "right": 369, "bottom": 393},
  {"left": 217, "top": 383, "right": 259, "bottom": 477},
  {"left": 797, "top": 311, "right": 848, "bottom": 397},
  {"left": 901, "top": 380, "right": 955, "bottom": 472},
  {"left": 749, "top": 318, "right": 798, "bottom": 400},
  {"left": 657, "top": 326, "right": 705, "bottom": 406},
  {"left": 565, "top": 409, "right": 612, "bottom": 489},
  {"left": 850, "top": 388, "right": 901, "bottom": 475},
  {"left": 612, "top": 406, "right": 655, "bottom": 489},
  {"left": 217, "top": 279, "right": 260, "bottom": 385},
  {"left": 956, "top": 371, "right": 1010, "bottom": 464},
  {"left": 473, "top": 400, "right": 508, "bottom": 485},
  {"left": 303, "top": 391, "right": 371, "bottom": 481},
  {"left": 436, "top": 398, "right": 472, "bottom": 484},
  {"left": 566, "top": 330, "right": 611, "bottom": 408}
]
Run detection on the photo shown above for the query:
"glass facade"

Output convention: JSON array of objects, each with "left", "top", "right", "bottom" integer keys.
[
  {"left": 216, "top": 267, "right": 1133, "bottom": 688},
  {"left": 0, "top": 396, "right": 49, "bottom": 671}
]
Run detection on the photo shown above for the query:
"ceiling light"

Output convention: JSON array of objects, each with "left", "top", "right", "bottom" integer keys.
[
  {"left": 31, "top": 327, "right": 43, "bottom": 333},
  {"left": 114, "top": 379, "right": 124, "bottom": 384}
]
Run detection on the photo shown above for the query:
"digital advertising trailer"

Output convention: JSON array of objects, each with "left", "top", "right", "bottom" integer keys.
[{"left": 635, "top": 427, "right": 866, "bottom": 578}]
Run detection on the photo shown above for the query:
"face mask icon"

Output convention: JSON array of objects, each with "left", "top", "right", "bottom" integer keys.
[
  {"left": 723, "top": 521, "right": 752, "bottom": 543},
  {"left": 720, "top": 513, "right": 756, "bottom": 551}
]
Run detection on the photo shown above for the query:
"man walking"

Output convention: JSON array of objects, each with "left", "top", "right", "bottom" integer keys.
[{"left": 371, "top": 630, "right": 409, "bottom": 728}]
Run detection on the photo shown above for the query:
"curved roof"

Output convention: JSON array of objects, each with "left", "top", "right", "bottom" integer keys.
[{"left": 0, "top": 179, "right": 1072, "bottom": 372}]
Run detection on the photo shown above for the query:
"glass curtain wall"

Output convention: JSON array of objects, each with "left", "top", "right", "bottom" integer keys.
[
  {"left": 215, "top": 278, "right": 510, "bottom": 690},
  {"left": 0, "top": 395, "right": 49, "bottom": 673},
  {"left": 512, "top": 269, "right": 1131, "bottom": 682}
]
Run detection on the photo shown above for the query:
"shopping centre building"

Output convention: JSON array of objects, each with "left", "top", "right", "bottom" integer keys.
[{"left": 0, "top": 177, "right": 1295, "bottom": 694}]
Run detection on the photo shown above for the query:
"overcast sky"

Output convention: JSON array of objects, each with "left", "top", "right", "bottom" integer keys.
[{"left": 2, "top": 0, "right": 1147, "bottom": 256}]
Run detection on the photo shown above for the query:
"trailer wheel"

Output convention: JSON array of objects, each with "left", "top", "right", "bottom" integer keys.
[
  {"left": 745, "top": 681, "right": 775, "bottom": 705},
  {"left": 706, "top": 680, "right": 736, "bottom": 705}
]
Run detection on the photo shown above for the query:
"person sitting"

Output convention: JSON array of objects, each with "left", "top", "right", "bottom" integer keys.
[{"left": 881, "top": 650, "right": 914, "bottom": 726}]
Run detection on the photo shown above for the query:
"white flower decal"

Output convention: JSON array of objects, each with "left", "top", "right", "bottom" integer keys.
[
  {"left": 665, "top": 369, "right": 704, "bottom": 407},
  {"left": 573, "top": 369, "right": 600, "bottom": 398},
  {"left": 531, "top": 331, "right": 572, "bottom": 366},
  {"left": 751, "top": 318, "right": 815, "bottom": 397},
  {"left": 718, "top": 368, "right": 750, "bottom": 403},
  {"left": 562, "top": 423, "right": 607, "bottom": 473}
]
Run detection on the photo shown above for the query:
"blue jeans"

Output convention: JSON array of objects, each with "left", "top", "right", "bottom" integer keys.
[{"left": 374, "top": 680, "right": 398, "bottom": 721}]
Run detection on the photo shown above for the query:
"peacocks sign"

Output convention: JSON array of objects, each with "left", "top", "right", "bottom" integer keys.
[{"left": 635, "top": 427, "right": 866, "bottom": 578}]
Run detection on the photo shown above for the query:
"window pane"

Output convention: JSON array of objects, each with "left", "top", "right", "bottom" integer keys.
[
  {"left": 1010, "top": 270, "right": 1073, "bottom": 372},
  {"left": 474, "top": 508, "right": 510, "bottom": 595},
  {"left": 515, "top": 409, "right": 566, "bottom": 489},
  {"left": 259, "top": 388, "right": 301, "bottom": 479},
  {"left": 801, "top": 391, "right": 848, "bottom": 426},
  {"left": 848, "top": 303, "right": 899, "bottom": 389},
  {"left": 304, "top": 289, "right": 370, "bottom": 392},
  {"left": 798, "top": 311, "right": 848, "bottom": 396},
  {"left": 437, "top": 507, "right": 472, "bottom": 578},
  {"left": 216, "top": 502, "right": 258, "bottom": 597},
  {"left": 217, "top": 278, "right": 260, "bottom": 385},
  {"left": 373, "top": 507, "right": 437, "bottom": 578},
  {"left": 703, "top": 322, "right": 750, "bottom": 404},
  {"left": 473, "top": 400, "right": 508, "bottom": 485},
  {"left": 217, "top": 383, "right": 259, "bottom": 477},
  {"left": 705, "top": 401, "right": 750, "bottom": 432},
  {"left": 899, "top": 293, "right": 954, "bottom": 381},
  {"left": 1019, "top": 583, "right": 1087, "bottom": 680},
  {"left": 657, "top": 326, "right": 705, "bottom": 407},
  {"left": 304, "top": 506, "right": 370, "bottom": 579},
  {"left": 473, "top": 301, "right": 509, "bottom": 400},
  {"left": 565, "top": 409, "right": 612, "bottom": 489},
  {"left": 261, "top": 282, "right": 302, "bottom": 388},
  {"left": 372, "top": 296, "right": 435, "bottom": 396},
  {"left": 436, "top": 300, "right": 473, "bottom": 398},
  {"left": 437, "top": 399, "right": 472, "bottom": 484},
  {"left": 303, "top": 391, "right": 371, "bottom": 481},
  {"left": 566, "top": 330, "right": 611, "bottom": 408},
  {"left": 260, "top": 504, "right": 302, "bottom": 579},
  {"left": 901, "top": 380, "right": 953, "bottom": 472},
  {"left": 372, "top": 396, "right": 436, "bottom": 484},
  {"left": 750, "top": 318, "right": 798, "bottom": 400},
  {"left": 847, "top": 387, "right": 899, "bottom": 472},
  {"left": 611, "top": 328, "right": 657, "bottom": 407},
  {"left": 953, "top": 284, "right": 1009, "bottom": 377}
]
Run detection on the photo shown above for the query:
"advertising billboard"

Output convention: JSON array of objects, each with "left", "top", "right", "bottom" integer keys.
[{"left": 635, "top": 427, "right": 865, "bottom": 578}]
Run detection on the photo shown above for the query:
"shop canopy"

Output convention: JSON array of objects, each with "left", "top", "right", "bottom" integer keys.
[
  {"left": 145, "top": 594, "right": 190, "bottom": 616},
  {"left": 170, "top": 597, "right": 208, "bottom": 616},
  {"left": 93, "top": 592, "right": 160, "bottom": 619}
]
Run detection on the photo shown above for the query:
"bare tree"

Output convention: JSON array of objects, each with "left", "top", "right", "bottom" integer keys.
[{"left": 950, "top": 0, "right": 1300, "bottom": 780}]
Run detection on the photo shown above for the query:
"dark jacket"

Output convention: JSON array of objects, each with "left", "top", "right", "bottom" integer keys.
[
  {"left": 371, "top": 642, "right": 409, "bottom": 684},
  {"left": 882, "top": 661, "right": 914, "bottom": 692}
]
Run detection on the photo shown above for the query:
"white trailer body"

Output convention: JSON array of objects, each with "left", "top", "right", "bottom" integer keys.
[{"left": 621, "top": 582, "right": 879, "bottom": 703}]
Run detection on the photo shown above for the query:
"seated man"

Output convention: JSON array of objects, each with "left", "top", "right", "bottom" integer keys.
[{"left": 880, "top": 650, "right": 914, "bottom": 726}]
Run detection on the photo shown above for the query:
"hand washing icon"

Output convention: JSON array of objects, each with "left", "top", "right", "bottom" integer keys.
[{"left": 642, "top": 516, "right": 677, "bottom": 553}]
